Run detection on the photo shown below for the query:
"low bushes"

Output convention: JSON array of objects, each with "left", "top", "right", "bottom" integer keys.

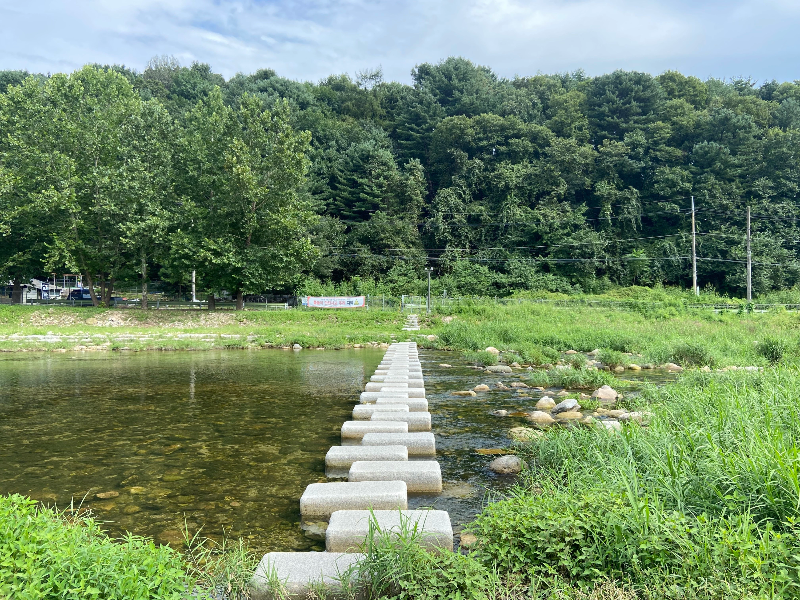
[{"left": 0, "top": 495, "right": 189, "bottom": 600}]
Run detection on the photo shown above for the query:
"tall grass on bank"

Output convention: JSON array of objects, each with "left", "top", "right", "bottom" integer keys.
[
  {"left": 466, "top": 368, "right": 800, "bottom": 597},
  {"left": 432, "top": 302, "right": 800, "bottom": 367}
]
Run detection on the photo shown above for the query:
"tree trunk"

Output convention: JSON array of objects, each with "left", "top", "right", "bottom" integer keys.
[
  {"left": 84, "top": 271, "right": 99, "bottom": 307},
  {"left": 141, "top": 252, "right": 148, "bottom": 310},
  {"left": 104, "top": 277, "right": 115, "bottom": 307},
  {"left": 235, "top": 289, "right": 244, "bottom": 311},
  {"left": 11, "top": 278, "right": 22, "bottom": 304},
  {"left": 208, "top": 294, "right": 215, "bottom": 311}
]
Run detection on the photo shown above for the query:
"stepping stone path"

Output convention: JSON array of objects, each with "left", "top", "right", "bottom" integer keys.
[
  {"left": 252, "top": 342, "right": 452, "bottom": 599},
  {"left": 401, "top": 313, "right": 420, "bottom": 331}
]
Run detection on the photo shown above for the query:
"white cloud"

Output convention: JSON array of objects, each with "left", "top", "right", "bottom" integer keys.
[{"left": 0, "top": 0, "right": 798, "bottom": 83}]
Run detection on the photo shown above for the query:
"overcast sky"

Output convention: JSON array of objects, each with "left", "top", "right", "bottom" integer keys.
[{"left": 1, "top": 0, "right": 799, "bottom": 84}]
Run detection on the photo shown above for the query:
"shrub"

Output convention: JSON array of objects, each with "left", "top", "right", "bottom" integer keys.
[
  {"left": 598, "top": 348, "right": 626, "bottom": 368},
  {"left": 518, "top": 344, "right": 560, "bottom": 366},
  {"left": 670, "top": 341, "right": 716, "bottom": 367},
  {"left": 756, "top": 337, "right": 787, "bottom": 365},
  {"left": 463, "top": 350, "right": 498, "bottom": 366},
  {"left": 551, "top": 367, "right": 616, "bottom": 389},
  {"left": 502, "top": 352, "right": 524, "bottom": 365},
  {"left": 525, "top": 370, "right": 552, "bottom": 387},
  {"left": 0, "top": 494, "right": 189, "bottom": 599}
]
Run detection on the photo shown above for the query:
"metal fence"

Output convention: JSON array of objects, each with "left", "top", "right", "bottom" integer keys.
[{"left": 17, "top": 294, "right": 800, "bottom": 314}]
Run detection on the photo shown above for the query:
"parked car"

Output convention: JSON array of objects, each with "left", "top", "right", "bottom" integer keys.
[{"left": 68, "top": 289, "right": 93, "bottom": 300}]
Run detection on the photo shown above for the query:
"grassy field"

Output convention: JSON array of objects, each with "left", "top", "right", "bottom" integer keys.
[{"left": 3, "top": 299, "right": 800, "bottom": 370}]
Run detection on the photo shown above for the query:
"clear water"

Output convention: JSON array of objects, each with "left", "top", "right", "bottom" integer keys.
[
  {"left": 0, "top": 348, "right": 670, "bottom": 552},
  {"left": 0, "top": 349, "right": 382, "bottom": 552}
]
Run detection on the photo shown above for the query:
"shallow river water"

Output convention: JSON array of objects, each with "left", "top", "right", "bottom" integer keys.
[{"left": 0, "top": 348, "right": 670, "bottom": 553}]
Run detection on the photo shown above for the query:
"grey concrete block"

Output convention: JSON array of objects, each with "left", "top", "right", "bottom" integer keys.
[
  {"left": 341, "top": 421, "right": 407, "bottom": 441},
  {"left": 375, "top": 398, "right": 428, "bottom": 412},
  {"left": 370, "top": 375, "right": 410, "bottom": 383},
  {"left": 361, "top": 432, "right": 436, "bottom": 456},
  {"left": 325, "top": 445, "right": 408, "bottom": 469},
  {"left": 250, "top": 551, "right": 363, "bottom": 599},
  {"left": 370, "top": 411, "right": 431, "bottom": 432},
  {"left": 300, "top": 481, "right": 408, "bottom": 518},
  {"left": 373, "top": 369, "right": 423, "bottom": 376},
  {"left": 353, "top": 404, "right": 409, "bottom": 420},
  {"left": 364, "top": 382, "right": 408, "bottom": 392},
  {"left": 325, "top": 445, "right": 408, "bottom": 478},
  {"left": 349, "top": 460, "right": 442, "bottom": 492},
  {"left": 360, "top": 391, "right": 409, "bottom": 403},
  {"left": 326, "top": 510, "right": 452, "bottom": 553}
]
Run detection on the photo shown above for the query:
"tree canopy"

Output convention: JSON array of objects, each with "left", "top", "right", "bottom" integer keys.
[{"left": 3, "top": 57, "right": 800, "bottom": 301}]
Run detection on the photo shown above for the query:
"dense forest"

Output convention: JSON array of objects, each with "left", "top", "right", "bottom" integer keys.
[{"left": 3, "top": 56, "right": 800, "bottom": 303}]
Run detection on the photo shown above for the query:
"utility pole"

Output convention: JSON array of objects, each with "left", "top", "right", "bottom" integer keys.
[
  {"left": 691, "top": 196, "right": 698, "bottom": 295},
  {"left": 426, "top": 267, "right": 433, "bottom": 314},
  {"left": 746, "top": 206, "right": 752, "bottom": 302}
]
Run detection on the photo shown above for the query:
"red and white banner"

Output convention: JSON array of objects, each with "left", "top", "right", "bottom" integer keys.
[{"left": 305, "top": 296, "right": 366, "bottom": 308}]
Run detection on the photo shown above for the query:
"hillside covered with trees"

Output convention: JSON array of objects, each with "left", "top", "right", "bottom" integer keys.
[{"left": 3, "top": 56, "right": 800, "bottom": 303}]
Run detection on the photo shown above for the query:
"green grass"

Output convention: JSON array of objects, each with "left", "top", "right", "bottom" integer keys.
[
  {"left": 428, "top": 301, "right": 800, "bottom": 368},
  {"left": 0, "top": 494, "right": 260, "bottom": 600},
  {"left": 0, "top": 495, "right": 189, "bottom": 599},
  {"left": 463, "top": 368, "right": 800, "bottom": 597}
]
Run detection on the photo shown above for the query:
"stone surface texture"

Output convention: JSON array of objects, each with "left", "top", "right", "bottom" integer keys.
[
  {"left": 250, "top": 552, "right": 363, "bottom": 599},
  {"left": 326, "top": 510, "right": 452, "bottom": 553},
  {"left": 360, "top": 432, "right": 436, "bottom": 456},
  {"left": 370, "top": 412, "right": 431, "bottom": 432},
  {"left": 348, "top": 460, "right": 442, "bottom": 492},
  {"left": 300, "top": 481, "right": 408, "bottom": 517}
]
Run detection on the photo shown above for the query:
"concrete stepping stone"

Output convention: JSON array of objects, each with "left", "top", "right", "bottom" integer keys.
[
  {"left": 341, "top": 421, "right": 407, "bottom": 441},
  {"left": 370, "top": 411, "right": 431, "bottom": 432},
  {"left": 361, "top": 432, "right": 436, "bottom": 456},
  {"left": 250, "top": 551, "right": 363, "bottom": 599},
  {"left": 352, "top": 404, "right": 409, "bottom": 420},
  {"left": 364, "top": 384, "right": 426, "bottom": 398},
  {"left": 375, "top": 397, "right": 428, "bottom": 412},
  {"left": 364, "top": 382, "right": 407, "bottom": 392},
  {"left": 360, "top": 391, "right": 410, "bottom": 403},
  {"left": 300, "top": 481, "right": 407, "bottom": 518},
  {"left": 325, "top": 445, "right": 408, "bottom": 477},
  {"left": 370, "top": 375, "right": 411, "bottom": 382},
  {"left": 373, "top": 369, "right": 423, "bottom": 376},
  {"left": 326, "top": 510, "right": 452, "bottom": 553},
  {"left": 349, "top": 460, "right": 442, "bottom": 492}
]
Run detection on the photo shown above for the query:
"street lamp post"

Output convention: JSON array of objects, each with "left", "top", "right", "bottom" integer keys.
[{"left": 425, "top": 267, "right": 433, "bottom": 314}]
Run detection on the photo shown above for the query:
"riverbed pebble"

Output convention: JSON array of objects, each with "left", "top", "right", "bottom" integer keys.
[
  {"left": 486, "top": 365, "right": 512, "bottom": 373},
  {"left": 556, "top": 411, "right": 583, "bottom": 420},
  {"left": 591, "top": 385, "right": 618, "bottom": 402},
  {"left": 473, "top": 384, "right": 491, "bottom": 392},
  {"left": 552, "top": 398, "right": 580, "bottom": 414},
  {"left": 452, "top": 390, "right": 477, "bottom": 397},
  {"left": 535, "top": 397, "right": 556, "bottom": 410},
  {"left": 527, "top": 411, "right": 556, "bottom": 425},
  {"left": 488, "top": 455, "right": 525, "bottom": 474},
  {"left": 508, "top": 426, "right": 542, "bottom": 441}
]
